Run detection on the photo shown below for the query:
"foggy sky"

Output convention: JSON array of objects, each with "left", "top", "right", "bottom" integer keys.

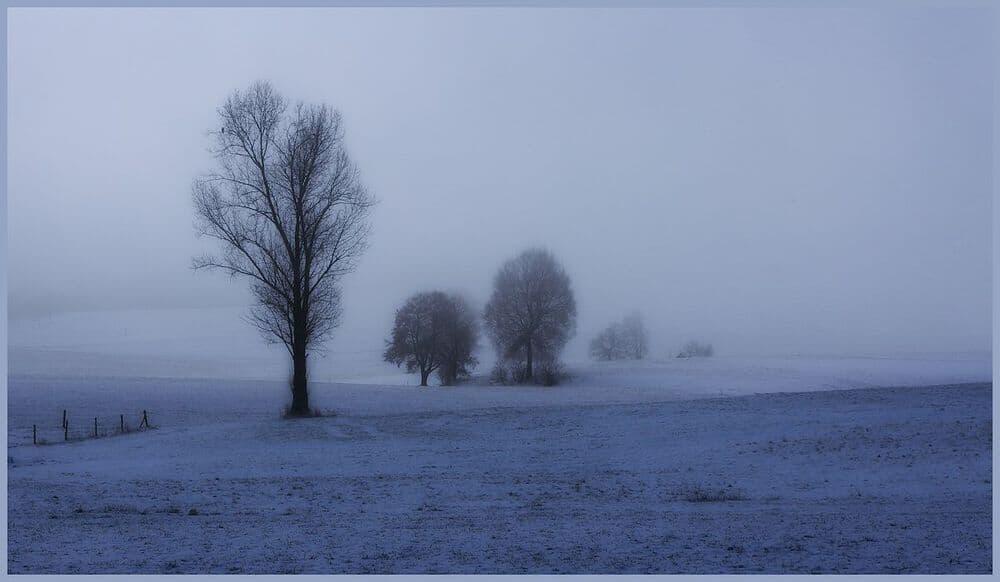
[{"left": 7, "top": 7, "right": 993, "bottom": 358}]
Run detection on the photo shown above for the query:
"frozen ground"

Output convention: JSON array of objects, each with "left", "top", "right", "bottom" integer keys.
[
  {"left": 7, "top": 353, "right": 991, "bottom": 445},
  {"left": 6, "top": 356, "right": 993, "bottom": 573}
]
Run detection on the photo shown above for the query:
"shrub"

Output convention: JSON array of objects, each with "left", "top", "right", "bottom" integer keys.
[
  {"left": 539, "top": 361, "right": 565, "bottom": 386},
  {"left": 489, "top": 361, "right": 509, "bottom": 385},
  {"left": 491, "top": 359, "right": 564, "bottom": 386}
]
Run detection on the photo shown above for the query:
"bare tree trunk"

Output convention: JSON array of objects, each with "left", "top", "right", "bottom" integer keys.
[
  {"left": 290, "top": 316, "right": 310, "bottom": 415},
  {"left": 291, "top": 346, "right": 310, "bottom": 414},
  {"left": 525, "top": 337, "right": 533, "bottom": 381},
  {"left": 419, "top": 367, "right": 430, "bottom": 387}
]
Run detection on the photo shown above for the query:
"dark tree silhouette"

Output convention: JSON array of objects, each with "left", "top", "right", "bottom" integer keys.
[
  {"left": 193, "top": 81, "right": 375, "bottom": 416},
  {"left": 384, "top": 291, "right": 478, "bottom": 386},
  {"left": 436, "top": 294, "right": 479, "bottom": 386},
  {"left": 483, "top": 248, "right": 576, "bottom": 383}
]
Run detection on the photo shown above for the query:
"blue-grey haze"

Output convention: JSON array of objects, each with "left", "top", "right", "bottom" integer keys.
[{"left": 7, "top": 7, "right": 992, "bottom": 358}]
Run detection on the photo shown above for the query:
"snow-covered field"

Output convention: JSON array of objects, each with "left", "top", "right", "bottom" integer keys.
[{"left": 6, "top": 353, "right": 993, "bottom": 574}]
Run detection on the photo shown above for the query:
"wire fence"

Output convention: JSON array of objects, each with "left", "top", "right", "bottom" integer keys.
[{"left": 31, "top": 409, "right": 156, "bottom": 445}]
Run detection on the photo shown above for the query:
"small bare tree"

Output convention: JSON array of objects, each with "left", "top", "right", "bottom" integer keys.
[
  {"left": 384, "top": 291, "right": 478, "bottom": 386},
  {"left": 483, "top": 248, "right": 576, "bottom": 383},
  {"left": 193, "top": 81, "right": 375, "bottom": 416},
  {"left": 590, "top": 321, "right": 625, "bottom": 361},
  {"left": 621, "top": 311, "right": 649, "bottom": 360},
  {"left": 590, "top": 312, "right": 648, "bottom": 361}
]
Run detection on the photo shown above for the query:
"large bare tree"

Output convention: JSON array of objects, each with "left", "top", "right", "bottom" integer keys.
[
  {"left": 483, "top": 248, "right": 576, "bottom": 382},
  {"left": 193, "top": 81, "right": 375, "bottom": 415}
]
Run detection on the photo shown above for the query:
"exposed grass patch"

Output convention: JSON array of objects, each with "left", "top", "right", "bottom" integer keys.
[
  {"left": 101, "top": 504, "right": 140, "bottom": 514},
  {"left": 683, "top": 486, "right": 746, "bottom": 503}
]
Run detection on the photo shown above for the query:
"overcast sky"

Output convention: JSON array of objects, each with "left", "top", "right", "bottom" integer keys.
[{"left": 7, "top": 7, "right": 993, "bottom": 358}]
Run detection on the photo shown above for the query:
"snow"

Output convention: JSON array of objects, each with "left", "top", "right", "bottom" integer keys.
[
  {"left": 6, "top": 352, "right": 992, "bottom": 573},
  {"left": 7, "top": 353, "right": 991, "bottom": 446}
]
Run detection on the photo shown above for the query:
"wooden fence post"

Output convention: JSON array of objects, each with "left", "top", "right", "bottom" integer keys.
[
  {"left": 94, "top": 417, "right": 98, "bottom": 438},
  {"left": 64, "top": 420, "right": 68, "bottom": 441},
  {"left": 62, "top": 410, "right": 67, "bottom": 429},
  {"left": 33, "top": 425, "right": 36, "bottom": 445},
  {"left": 120, "top": 414, "right": 125, "bottom": 433}
]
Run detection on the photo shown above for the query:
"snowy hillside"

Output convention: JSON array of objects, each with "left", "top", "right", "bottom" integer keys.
[{"left": 8, "top": 381, "right": 991, "bottom": 573}]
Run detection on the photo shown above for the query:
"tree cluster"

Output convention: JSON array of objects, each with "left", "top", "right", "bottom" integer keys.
[
  {"left": 385, "top": 248, "right": 577, "bottom": 387},
  {"left": 197, "top": 84, "right": 581, "bottom": 405}
]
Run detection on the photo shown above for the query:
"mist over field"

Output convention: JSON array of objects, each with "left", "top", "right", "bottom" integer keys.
[
  {"left": 6, "top": 6, "right": 993, "bottom": 575},
  {"left": 8, "top": 8, "right": 991, "bottom": 372}
]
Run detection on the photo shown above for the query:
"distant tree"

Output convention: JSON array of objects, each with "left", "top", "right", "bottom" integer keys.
[
  {"left": 193, "top": 81, "right": 375, "bottom": 416},
  {"left": 621, "top": 312, "right": 649, "bottom": 360},
  {"left": 678, "top": 340, "right": 714, "bottom": 358},
  {"left": 590, "top": 312, "right": 649, "bottom": 361},
  {"left": 384, "top": 291, "right": 478, "bottom": 386},
  {"left": 590, "top": 322, "right": 625, "bottom": 361},
  {"left": 483, "top": 248, "right": 576, "bottom": 383}
]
